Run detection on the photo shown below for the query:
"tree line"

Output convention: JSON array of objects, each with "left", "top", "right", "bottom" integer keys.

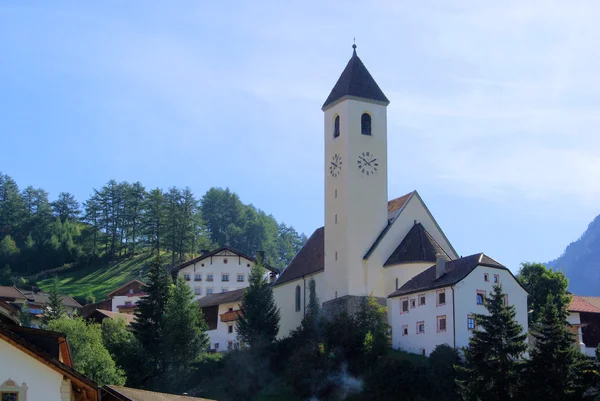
[{"left": 0, "top": 172, "right": 307, "bottom": 283}]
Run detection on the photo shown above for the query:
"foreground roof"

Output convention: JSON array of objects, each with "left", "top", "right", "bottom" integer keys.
[
  {"left": 103, "top": 385, "right": 215, "bottom": 401},
  {"left": 384, "top": 223, "right": 450, "bottom": 266},
  {"left": 272, "top": 227, "right": 325, "bottom": 287},
  {"left": 569, "top": 295, "right": 600, "bottom": 314},
  {"left": 322, "top": 46, "right": 389, "bottom": 110},
  {"left": 197, "top": 288, "right": 245, "bottom": 308},
  {"left": 389, "top": 253, "right": 506, "bottom": 298},
  {"left": 171, "top": 247, "right": 278, "bottom": 274},
  {"left": 0, "top": 286, "right": 27, "bottom": 300}
]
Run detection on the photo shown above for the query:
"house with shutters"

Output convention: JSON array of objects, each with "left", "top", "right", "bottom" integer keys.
[
  {"left": 271, "top": 45, "right": 529, "bottom": 356},
  {"left": 197, "top": 288, "right": 245, "bottom": 352}
]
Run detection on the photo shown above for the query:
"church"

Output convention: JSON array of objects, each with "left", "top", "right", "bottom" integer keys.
[{"left": 272, "top": 45, "right": 528, "bottom": 356}]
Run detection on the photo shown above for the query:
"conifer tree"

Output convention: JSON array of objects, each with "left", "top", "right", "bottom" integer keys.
[
  {"left": 456, "top": 284, "right": 527, "bottom": 401},
  {"left": 526, "top": 296, "right": 598, "bottom": 401},
  {"left": 299, "top": 278, "right": 321, "bottom": 338},
  {"left": 41, "top": 276, "right": 66, "bottom": 325},
  {"left": 236, "top": 260, "right": 280, "bottom": 348},
  {"left": 131, "top": 255, "right": 171, "bottom": 386},
  {"left": 163, "top": 277, "right": 210, "bottom": 391}
]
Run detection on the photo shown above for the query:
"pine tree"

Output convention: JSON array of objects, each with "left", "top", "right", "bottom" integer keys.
[
  {"left": 526, "top": 296, "right": 598, "bottom": 400},
  {"left": 131, "top": 255, "right": 171, "bottom": 386},
  {"left": 300, "top": 278, "right": 321, "bottom": 339},
  {"left": 41, "top": 276, "right": 66, "bottom": 325},
  {"left": 19, "top": 301, "right": 32, "bottom": 328},
  {"left": 456, "top": 284, "right": 528, "bottom": 401},
  {"left": 162, "top": 277, "right": 210, "bottom": 391},
  {"left": 51, "top": 192, "right": 81, "bottom": 222},
  {"left": 236, "top": 260, "right": 280, "bottom": 348}
]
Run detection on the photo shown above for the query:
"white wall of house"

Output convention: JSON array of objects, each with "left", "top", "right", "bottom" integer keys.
[
  {"left": 0, "top": 339, "right": 70, "bottom": 401},
  {"left": 454, "top": 266, "right": 528, "bottom": 350},
  {"left": 178, "top": 254, "right": 257, "bottom": 299},
  {"left": 111, "top": 295, "right": 145, "bottom": 313},
  {"left": 389, "top": 287, "right": 454, "bottom": 356},
  {"left": 273, "top": 271, "right": 324, "bottom": 339},
  {"left": 207, "top": 301, "right": 242, "bottom": 352},
  {"left": 389, "top": 265, "right": 529, "bottom": 356}
]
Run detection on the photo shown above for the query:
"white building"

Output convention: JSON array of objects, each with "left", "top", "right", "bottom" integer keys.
[
  {"left": 567, "top": 295, "right": 600, "bottom": 358},
  {"left": 172, "top": 247, "right": 278, "bottom": 299},
  {"left": 104, "top": 280, "right": 147, "bottom": 314},
  {"left": 271, "top": 45, "right": 529, "bottom": 355},
  {"left": 197, "top": 288, "right": 245, "bottom": 352}
]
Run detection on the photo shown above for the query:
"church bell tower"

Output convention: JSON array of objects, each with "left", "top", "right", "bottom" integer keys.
[{"left": 322, "top": 45, "right": 390, "bottom": 309}]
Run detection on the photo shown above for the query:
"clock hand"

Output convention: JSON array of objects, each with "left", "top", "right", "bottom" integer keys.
[
  {"left": 330, "top": 162, "right": 338, "bottom": 168},
  {"left": 359, "top": 156, "right": 372, "bottom": 167}
]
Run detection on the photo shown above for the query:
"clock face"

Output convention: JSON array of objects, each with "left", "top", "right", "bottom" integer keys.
[
  {"left": 356, "top": 151, "right": 378, "bottom": 176},
  {"left": 329, "top": 154, "right": 343, "bottom": 177}
]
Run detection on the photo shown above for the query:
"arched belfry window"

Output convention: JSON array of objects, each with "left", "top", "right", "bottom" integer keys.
[
  {"left": 333, "top": 115, "right": 340, "bottom": 138},
  {"left": 295, "top": 285, "right": 301, "bottom": 312},
  {"left": 361, "top": 113, "right": 371, "bottom": 136}
]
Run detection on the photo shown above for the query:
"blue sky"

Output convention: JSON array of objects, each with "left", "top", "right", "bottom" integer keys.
[{"left": 1, "top": 1, "right": 599, "bottom": 272}]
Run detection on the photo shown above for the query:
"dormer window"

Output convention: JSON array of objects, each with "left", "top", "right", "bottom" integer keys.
[
  {"left": 333, "top": 115, "right": 340, "bottom": 138},
  {"left": 361, "top": 113, "right": 371, "bottom": 136}
]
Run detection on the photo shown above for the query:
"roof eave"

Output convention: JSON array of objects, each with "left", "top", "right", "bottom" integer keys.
[{"left": 322, "top": 95, "right": 390, "bottom": 112}]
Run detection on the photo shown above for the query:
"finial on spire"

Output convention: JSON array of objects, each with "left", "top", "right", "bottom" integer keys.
[{"left": 352, "top": 38, "right": 357, "bottom": 55}]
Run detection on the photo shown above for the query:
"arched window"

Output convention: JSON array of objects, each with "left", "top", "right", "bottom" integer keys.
[
  {"left": 295, "top": 285, "right": 301, "bottom": 312},
  {"left": 333, "top": 115, "right": 340, "bottom": 138},
  {"left": 395, "top": 278, "right": 399, "bottom": 290},
  {"left": 361, "top": 113, "right": 371, "bottom": 136}
]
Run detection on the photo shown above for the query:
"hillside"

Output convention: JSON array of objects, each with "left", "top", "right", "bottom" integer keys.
[
  {"left": 36, "top": 252, "right": 155, "bottom": 301},
  {"left": 548, "top": 214, "right": 600, "bottom": 296}
]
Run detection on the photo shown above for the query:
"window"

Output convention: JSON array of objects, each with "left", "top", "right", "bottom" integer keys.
[
  {"left": 125, "top": 301, "right": 132, "bottom": 306},
  {"left": 221, "top": 288, "right": 228, "bottom": 293},
  {"left": 333, "top": 115, "right": 340, "bottom": 138},
  {"left": 195, "top": 274, "right": 202, "bottom": 281},
  {"left": 194, "top": 287, "right": 202, "bottom": 295},
  {"left": 467, "top": 315, "right": 475, "bottom": 330},
  {"left": 129, "top": 289, "right": 134, "bottom": 294},
  {"left": 418, "top": 294, "right": 426, "bottom": 306},
  {"left": 402, "top": 325, "right": 408, "bottom": 336},
  {"left": 334, "top": 189, "right": 337, "bottom": 198},
  {"left": 335, "top": 213, "right": 338, "bottom": 224},
  {"left": 228, "top": 324, "right": 234, "bottom": 334},
  {"left": 410, "top": 299, "right": 416, "bottom": 309},
  {"left": 484, "top": 273, "right": 489, "bottom": 282},
  {"left": 361, "top": 113, "right": 371, "bottom": 135},
  {"left": 228, "top": 307, "right": 233, "bottom": 312},
  {"left": 437, "top": 290, "right": 446, "bottom": 306},
  {"left": 437, "top": 315, "right": 447, "bottom": 332},
  {"left": 1, "top": 393, "right": 18, "bottom": 401},
  {"left": 222, "top": 273, "right": 229, "bottom": 282},
  {"left": 215, "top": 343, "right": 219, "bottom": 350},
  {"left": 183, "top": 274, "right": 190, "bottom": 281},
  {"left": 223, "top": 258, "right": 228, "bottom": 264},
  {"left": 401, "top": 298, "right": 409, "bottom": 313},
  {"left": 206, "top": 287, "right": 213, "bottom": 295},
  {"left": 295, "top": 285, "right": 301, "bottom": 312},
  {"left": 0, "top": 380, "right": 26, "bottom": 401},
  {"left": 494, "top": 274, "right": 500, "bottom": 284},
  {"left": 335, "top": 251, "right": 338, "bottom": 261},
  {"left": 206, "top": 273, "right": 214, "bottom": 282},
  {"left": 227, "top": 341, "right": 233, "bottom": 350},
  {"left": 417, "top": 321, "right": 425, "bottom": 334},
  {"left": 476, "top": 290, "right": 486, "bottom": 305}
]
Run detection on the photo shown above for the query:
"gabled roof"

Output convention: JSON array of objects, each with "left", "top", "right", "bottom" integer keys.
[
  {"left": 322, "top": 46, "right": 389, "bottom": 110},
  {"left": 21, "top": 290, "right": 82, "bottom": 309},
  {"left": 0, "top": 286, "right": 27, "bottom": 301},
  {"left": 384, "top": 223, "right": 450, "bottom": 266},
  {"left": 105, "top": 280, "right": 147, "bottom": 299},
  {"left": 272, "top": 227, "right": 325, "bottom": 287},
  {"left": 570, "top": 296, "right": 600, "bottom": 314},
  {"left": 197, "top": 288, "right": 245, "bottom": 308},
  {"left": 171, "top": 247, "right": 278, "bottom": 274},
  {"left": 103, "top": 385, "right": 215, "bottom": 401},
  {"left": 388, "top": 253, "right": 507, "bottom": 298},
  {"left": 91, "top": 309, "right": 136, "bottom": 326}
]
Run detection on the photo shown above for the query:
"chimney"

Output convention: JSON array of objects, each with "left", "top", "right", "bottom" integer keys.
[{"left": 436, "top": 254, "right": 446, "bottom": 279}]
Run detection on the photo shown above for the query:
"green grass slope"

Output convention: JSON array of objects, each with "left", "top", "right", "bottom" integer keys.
[{"left": 36, "top": 252, "right": 156, "bottom": 301}]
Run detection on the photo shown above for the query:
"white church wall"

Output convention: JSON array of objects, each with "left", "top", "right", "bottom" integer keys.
[
  {"left": 0, "top": 339, "right": 67, "bottom": 401},
  {"left": 454, "top": 266, "right": 528, "bottom": 350},
  {"left": 366, "top": 194, "right": 457, "bottom": 298},
  {"left": 383, "top": 262, "right": 432, "bottom": 298},
  {"left": 389, "top": 288, "right": 455, "bottom": 356},
  {"left": 274, "top": 271, "right": 324, "bottom": 339},
  {"left": 178, "top": 255, "right": 256, "bottom": 299}
]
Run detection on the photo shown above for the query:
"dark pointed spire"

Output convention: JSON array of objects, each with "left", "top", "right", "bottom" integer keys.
[{"left": 322, "top": 44, "right": 389, "bottom": 110}]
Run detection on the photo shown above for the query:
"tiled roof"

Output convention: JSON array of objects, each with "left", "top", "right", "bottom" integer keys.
[
  {"left": 197, "top": 288, "right": 245, "bottom": 308},
  {"left": 104, "top": 385, "right": 215, "bottom": 401},
  {"left": 93, "top": 309, "right": 136, "bottom": 325},
  {"left": 384, "top": 223, "right": 450, "bottom": 266},
  {"left": 0, "top": 286, "right": 27, "bottom": 300},
  {"left": 105, "top": 280, "right": 147, "bottom": 299},
  {"left": 171, "top": 247, "right": 278, "bottom": 274},
  {"left": 388, "top": 253, "right": 506, "bottom": 298},
  {"left": 322, "top": 46, "right": 389, "bottom": 110},
  {"left": 272, "top": 227, "right": 325, "bottom": 287},
  {"left": 569, "top": 296, "right": 600, "bottom": 313},
  {"left": 388, "top": 192, "right": 413, "bottom": 220},
  {"left": 21, "top": 290, "right": 82, "bottom": 308}
]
